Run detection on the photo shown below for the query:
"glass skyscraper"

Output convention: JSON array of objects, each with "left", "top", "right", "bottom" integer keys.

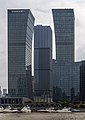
[
  {"left": 52, "top": 9, "right": 80, "bottom": 101},
  {"left": 34, "top": 25, "right": 52, "bottom": 102},
  {"left": 8, "top": 9, "right": 35, "bottom": 99},
  {"left": 52, "top": 9, "right": 74, "bottom": 62}
]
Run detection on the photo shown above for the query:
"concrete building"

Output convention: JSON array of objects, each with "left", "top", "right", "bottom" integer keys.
[
  {"left": 52, "top": 9, "right": 74, "bottom": 62},
  {"left": 34, "top": 25, "right": 52, "bottom": 102},
  {"left": 0, "top": 97, "right": 30, "bottom": 107},
  {"left": 8, "top": 9, "right": 35, "bottom": 99}
]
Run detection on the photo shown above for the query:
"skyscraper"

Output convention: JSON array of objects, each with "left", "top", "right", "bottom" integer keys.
[
  {"left": 52, "top": 9, "right": 74, "bottom": 62},
  {"left": 52, "top": 9, "right": 80, "bottom": 101},
  {"left": 34, "top": 25, "right": 52, "bottom": 101},
  {"left": 8, "top": 9, "right": 35, "bottom": 99}
]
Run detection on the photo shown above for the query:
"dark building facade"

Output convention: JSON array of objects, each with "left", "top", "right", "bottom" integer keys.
[
  {"left": 52, "top": 9, "right": 74, "bottom": 62},
  {"left": 0, "top": 97, "right": 30, "bottom": 107},
  {"left": 52, "top": 60, "right": 81, "bottom": 101},
  {"left": 52, "top": 9, "right": 80, "bottom": 101},
  {"left": 34, "top": 25, "right": 52, "bottom": 102},
  {"left": 80, "top": 61, "right": 85, "bottom": 101},
  {"left": 8, "top": 9, "right": 35, "bottom": 99}
]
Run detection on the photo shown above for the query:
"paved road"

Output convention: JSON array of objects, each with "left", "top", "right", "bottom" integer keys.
[{"left": 0, "top": 112, "right": 85, "bottom": 120}]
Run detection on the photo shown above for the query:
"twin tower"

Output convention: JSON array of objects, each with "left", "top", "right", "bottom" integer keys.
[{"left": 8, "top": 9, "right": 79, "bottom": 101}]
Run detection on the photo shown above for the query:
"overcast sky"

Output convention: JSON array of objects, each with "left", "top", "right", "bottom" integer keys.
[{"left": 0, "top": 0, "right": 85, "bottom": 90}]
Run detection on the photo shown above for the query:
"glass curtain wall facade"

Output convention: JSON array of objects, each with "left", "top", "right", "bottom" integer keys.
[
  {"left": 52, "top": 9, "right": 74, "bottom": 62},
  {"left": 8, "top": 9, "right": 35, "bottom": 99},
  {"left": 80, "top": 61, "right": 85, "bottom": 101},
  {"left": 34, "top": 25, "right": 52, "bottom": 102},
  {"left": 52, "top": 9, "right": 80, "bottom": 101},
  {"left": 52, "top": 60, "right": 81, "bottom": 101}
]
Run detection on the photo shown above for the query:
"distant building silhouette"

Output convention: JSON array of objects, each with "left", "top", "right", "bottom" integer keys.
[
  {"left": 0, "top": 86, "right": 2, "bottom": 96},
  {"left": 3, "top": 89, "right": 7, "bottom": 96}
]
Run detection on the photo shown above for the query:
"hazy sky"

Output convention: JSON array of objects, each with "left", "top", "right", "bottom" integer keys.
[{"left": 0, "top": 0, "right": 85, "bottom": 89}]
